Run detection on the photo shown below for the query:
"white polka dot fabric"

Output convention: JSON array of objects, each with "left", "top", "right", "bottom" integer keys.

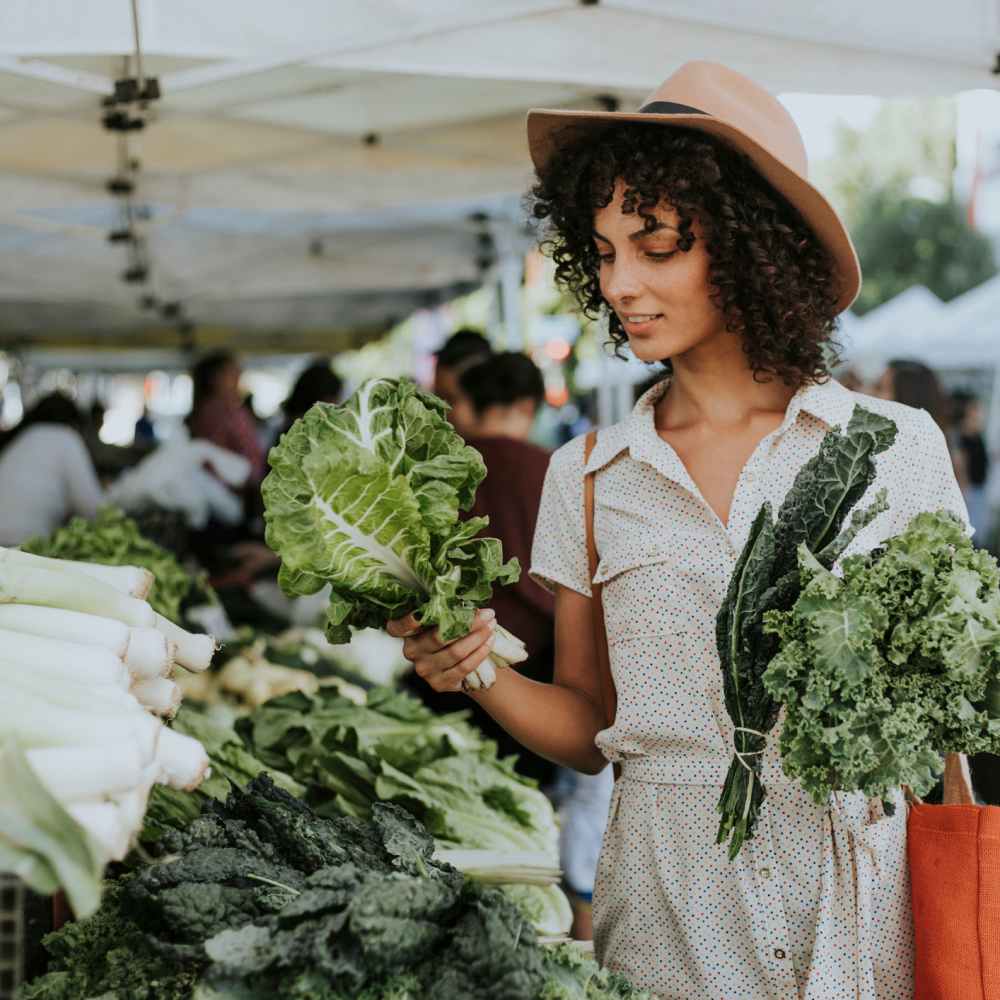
[{"left": 531, "top": 377, "right": 970, "bottom": 1000}]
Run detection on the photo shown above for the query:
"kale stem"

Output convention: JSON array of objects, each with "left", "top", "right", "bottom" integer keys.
[{"left": 247, "top": 873, "right": 301, "bottom": 896}]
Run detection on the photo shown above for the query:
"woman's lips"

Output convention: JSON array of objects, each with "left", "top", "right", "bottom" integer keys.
[{"left": 621, "top": 313, "right": 663, "bottom": 335}]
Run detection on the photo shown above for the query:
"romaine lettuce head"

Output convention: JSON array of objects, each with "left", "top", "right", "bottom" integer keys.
[{"left": 263, "top": 378, "right": 519, "bottom": 644}]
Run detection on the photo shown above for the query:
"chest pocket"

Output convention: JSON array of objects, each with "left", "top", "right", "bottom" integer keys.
[
  {"left": 590, "top": 481, "right": 727, "bottom": 642},
  {"left": 595, "top": 539, "right": 723, "bottom": 647}
]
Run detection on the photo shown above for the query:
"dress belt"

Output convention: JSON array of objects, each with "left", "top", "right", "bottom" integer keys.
[{"left": 617, "top": 755, "right": 796, "bottom": 786}]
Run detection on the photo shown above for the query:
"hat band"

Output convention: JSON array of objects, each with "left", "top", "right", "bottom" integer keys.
[{"left": 639, "top": 101, "right": 707, "bottom": 116}]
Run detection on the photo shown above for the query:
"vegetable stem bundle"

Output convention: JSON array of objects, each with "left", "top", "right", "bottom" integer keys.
[
  {"left": 0, "top": 544, "right": 219, "bottom": 915},
  {"left": 263, "top": 378, "right": 527, "bottom": 689}
]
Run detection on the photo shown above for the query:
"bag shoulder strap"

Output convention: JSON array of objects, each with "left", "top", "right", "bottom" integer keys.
[{"left": 583, "top": 431, "right": 619, "bottom": 758}]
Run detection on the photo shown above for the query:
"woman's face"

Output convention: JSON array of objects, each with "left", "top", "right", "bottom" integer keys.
[
  {"left": 593, "top": 182, "right": 729, "bottom": 365},
  {"left": 215, "top": 361, "right": 242, "bottom": 401},
  {"left": 874, "top": 368, "right": 895, "bottom": 401}
]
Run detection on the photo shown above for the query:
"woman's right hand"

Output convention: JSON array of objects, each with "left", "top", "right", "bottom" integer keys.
[{"left": 386, "top": 608, "right": 497, "bottom": 693}]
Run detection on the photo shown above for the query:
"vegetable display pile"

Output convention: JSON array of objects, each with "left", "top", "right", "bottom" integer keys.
[
  {"left": 764, "top": 510, "right": 1000, "bottom": 805},
  {"left": 0, "top": 546, "right": 215, "bottom": 916},
  {"left": 23, "top": 506, "right": 215, "bottom": 623},
  {"left": 715, "top": 406, "right": 897, "bottom": 857},
  {"left": 142, "top": 705, "right": 305, "bottom": 841},
  {"left": 176, "top": 628, "right": 371, "bottom": 711},
  {"left": 19, "top": 777, "right": 649, "bottom": 1000},
  {"left": 237, "top": 685, "right": 570, "bottom": 936},
  {"left": 262, "top": 377, "right": 527, "bottom": 690}
]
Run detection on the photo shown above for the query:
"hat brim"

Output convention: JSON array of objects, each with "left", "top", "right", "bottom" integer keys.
[{"left": 527, "top": 108, "right": 860, "bottom": 314}]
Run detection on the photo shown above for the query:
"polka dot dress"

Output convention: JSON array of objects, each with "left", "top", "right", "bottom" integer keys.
[{"left": 531, "top": 378, "right": 971, "bottom": 1000}]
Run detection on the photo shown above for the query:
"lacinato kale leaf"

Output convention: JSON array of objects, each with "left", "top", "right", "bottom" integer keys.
[{"left": 21, "top": 775, "right": 645, "bottom": 1000}]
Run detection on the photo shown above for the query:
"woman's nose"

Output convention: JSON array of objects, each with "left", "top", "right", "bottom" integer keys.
[{"left": 602, "top": 258, "right": 644, "bottom": 306}]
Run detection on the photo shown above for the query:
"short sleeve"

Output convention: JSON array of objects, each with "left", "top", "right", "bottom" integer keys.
[
  {"left": 917, "top": 410, "right": 972, "bottom": 535},
  {"left": 529, "top": 435, "right": 592, "bottom": 597}
]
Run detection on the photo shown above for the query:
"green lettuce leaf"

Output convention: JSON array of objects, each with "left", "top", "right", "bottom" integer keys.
[
  {"left": 23, "top": 506, "right": 214, "bottom": 623},
  {"left": 262, "top": 378, "right": 518, "bottom": 644}
]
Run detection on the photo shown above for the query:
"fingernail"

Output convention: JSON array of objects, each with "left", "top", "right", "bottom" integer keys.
[{"left": 480, "top": 608, "right": 496, "bottom": 621}]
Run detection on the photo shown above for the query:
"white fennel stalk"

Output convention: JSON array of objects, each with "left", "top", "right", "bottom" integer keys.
[
  {"left": 2, "top": 548, "right": 153, "bottom": 599},
  {"left": 154, "top": 613, "right": 216, "bottom": 672},
  {"left": 0, "top": 551, "right": 155, "bottom": 628}
]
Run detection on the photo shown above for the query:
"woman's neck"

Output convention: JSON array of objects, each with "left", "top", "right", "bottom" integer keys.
[{"left": 656, "top": 360, "right": 798, "bottom": 432}]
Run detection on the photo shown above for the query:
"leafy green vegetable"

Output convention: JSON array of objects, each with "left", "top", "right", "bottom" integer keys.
[
  {"left": 715, "top": 405, "right": 897, "bottom": 857},
  {"left": 143, "top": 705, "right": 305, "bottom": 841},
  {"left": 539, "top": 944, "right": 652, "bottom": 999},
  {"left": 21, "top": 777, "right": 644, "bottom": 1000},
  {"left": 236, "top": 687, "right": 558, "bottom": 858},
  {"left": 764, "top": 510, "right": 1000, "bottom": 804},
  {"left": 23, "top": 507, "right": 214, "bottom": 623},
  {"left": 262, "top": 378, "right": 518, "bottom": 646},
  {"left": 238, "top": 686, "right": 562, "bottom": 934},
  {"left": 17, "top": 881, "right": 202, "bottom": 1000}
]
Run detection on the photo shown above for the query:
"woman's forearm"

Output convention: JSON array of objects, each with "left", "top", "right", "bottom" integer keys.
[{"left": 469, "top": 667, "right": 608, "bottom": 774}]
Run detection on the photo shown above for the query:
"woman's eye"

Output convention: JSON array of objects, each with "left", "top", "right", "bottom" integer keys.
[
  {"left": 645, "top": 251, "right": 677, "bottom": 261},
  {"left": 597, "top": 254, "right": 614, "bottom": 264}
]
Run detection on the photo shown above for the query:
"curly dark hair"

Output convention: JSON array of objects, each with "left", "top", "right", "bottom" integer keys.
[{"left": 528, "top": 124, "right": 843, "bottom": 386}]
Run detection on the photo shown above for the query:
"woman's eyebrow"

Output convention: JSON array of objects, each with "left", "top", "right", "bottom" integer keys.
[
  {"left": 629, "top": 222, "right": 679, "bottom": 240},
  {"left": 592, "top": 222, "right": 680, "bottom": 244}
]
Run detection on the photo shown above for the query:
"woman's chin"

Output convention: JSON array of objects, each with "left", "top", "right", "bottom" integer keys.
[{"left": 627, "top": 336, "right": 674, "bottom": 364}]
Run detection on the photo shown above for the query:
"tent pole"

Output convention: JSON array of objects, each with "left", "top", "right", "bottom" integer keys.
[{"left": 497, "top": 253, "right": 523, "bottom": 350}]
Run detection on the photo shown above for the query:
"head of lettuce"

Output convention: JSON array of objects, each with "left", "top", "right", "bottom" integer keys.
[{"left": 262, "top": 378, "right": 526, "bottom": 689}]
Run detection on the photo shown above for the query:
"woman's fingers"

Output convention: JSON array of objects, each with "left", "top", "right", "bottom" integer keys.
[
  {"left": 386, "top": 613, "right": 423, "bottom": 638},
  {"left": 411, "top": 618, "right": 494, "bottom": 677},
  {"left": 437, "top": 632, "right": 497, "bottom": 693}
]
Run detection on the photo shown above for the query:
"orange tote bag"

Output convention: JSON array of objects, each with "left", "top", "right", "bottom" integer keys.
[{"left": 909, "top": 755, "right": 1000, "bottom": 999}]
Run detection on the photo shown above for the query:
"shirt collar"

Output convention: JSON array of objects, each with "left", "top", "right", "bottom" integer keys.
[{"left": 582, "top": 375, "right": 857, "bottom": 476}]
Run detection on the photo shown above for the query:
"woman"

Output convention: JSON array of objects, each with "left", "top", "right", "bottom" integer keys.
[
  {"left": 187, "top": 351, "right": 266, "bottom": 485},
  {"left": 390, "top": 62, "right": 968, "bottom": 998},
  {"left": 274, "top": 358, "right": 343, "bottom": 445},
  {"left": 0, "top": 392, "right": 102, "bottom": 545}
]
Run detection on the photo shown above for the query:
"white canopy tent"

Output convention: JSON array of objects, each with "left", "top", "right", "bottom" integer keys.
[{"left": 0, "top": 0, "right": 997, "bottom": 356}]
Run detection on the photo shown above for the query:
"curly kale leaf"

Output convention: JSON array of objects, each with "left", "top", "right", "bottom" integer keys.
[{"left": 764, "top": 509, "right": 1000, "bottom": 804}]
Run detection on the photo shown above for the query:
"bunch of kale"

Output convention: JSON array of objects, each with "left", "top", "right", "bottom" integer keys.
[
  {"left": 21, "top": 777, "right": 647, "bottom": 1000},
  {"left": 764, "top": 510, "right": 1000, "bottom": 807},
  {"left": 715, "top": 406, "right": 897, "bottom": 858}
]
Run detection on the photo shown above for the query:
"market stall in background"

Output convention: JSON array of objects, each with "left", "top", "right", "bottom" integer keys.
[{"left": 0, "top": 1, "right": 999, "bottom": 998}]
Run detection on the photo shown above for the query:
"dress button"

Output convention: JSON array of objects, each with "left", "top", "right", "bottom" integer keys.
[
  {"left": 760, "top": 867, "right": 772, "bottom": 880},
  {"left": 774, "top": 948, "right": 787, "bottom": 960}
]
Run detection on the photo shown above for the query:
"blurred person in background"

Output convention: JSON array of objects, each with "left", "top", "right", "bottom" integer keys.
[
  {"left": 410, "top": 352, "right": 554, "bottom": 781},
  {"left": 187, "top": 350, "right": 267, "bottom": 487},
  {"left": 0, "top": 391, "right": 102, "bottom": 545},
  {"left": 275, "top": 359, "right": 344, "bottom": 444},
  {"left": 416, "top": 350, "right": 612, "bottom": 938},
  {"left": 875, "top": 359, "right": 962, "bottom": 483},
  {"left": 951, "top": 389, "right": 991, "bottom": 542},
  {"left": 874, "top": 359, "right": 952, "bottom": 435},
  {"left": 134, "top": 406, "right": 157, "bottom": 445},
  {"left": 432, "top": 327, "right": 492, "bottom": 435}
]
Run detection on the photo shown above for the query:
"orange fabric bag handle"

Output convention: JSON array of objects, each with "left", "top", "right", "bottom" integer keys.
[{"left": 583, "top": 431, "right": 619, "bottom": 780}]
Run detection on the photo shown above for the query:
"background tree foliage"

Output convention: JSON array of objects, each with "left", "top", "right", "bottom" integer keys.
[
  {"left": 812, "top": 98, "right": 997, "bottom": 315},
  {"left": 850, "top": 190, "right": 997, "bottom": 315}
]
